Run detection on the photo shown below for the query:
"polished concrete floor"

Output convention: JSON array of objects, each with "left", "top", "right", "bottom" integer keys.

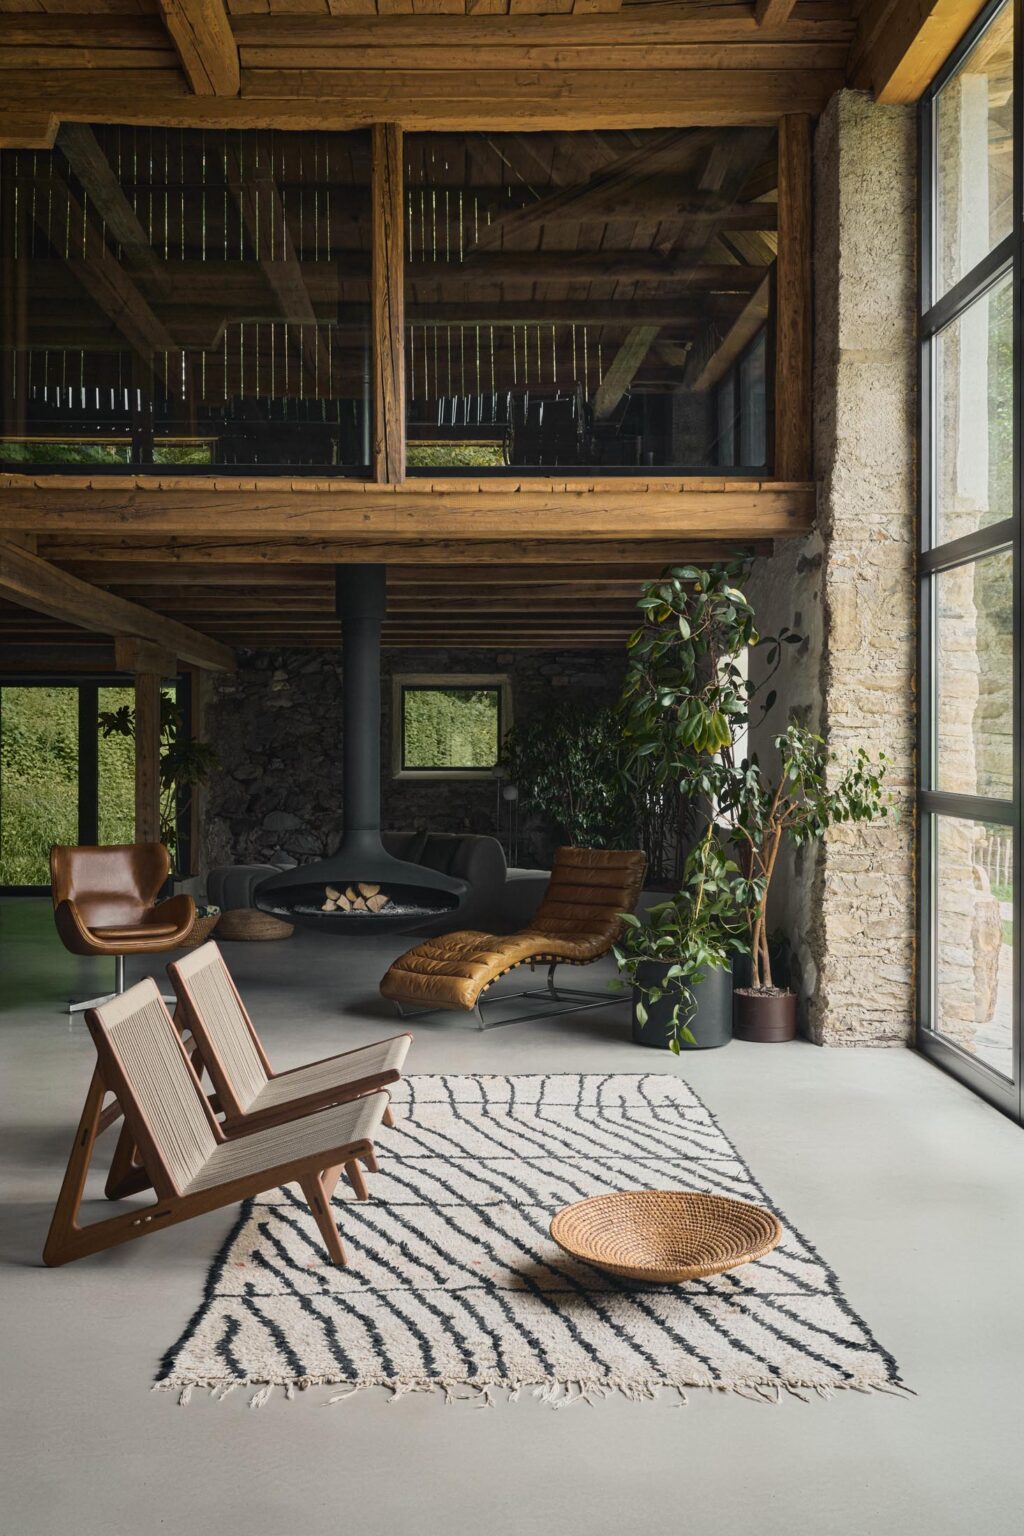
[{"left": 2, "top": 897, "right": 1024, "bottom": 1536}]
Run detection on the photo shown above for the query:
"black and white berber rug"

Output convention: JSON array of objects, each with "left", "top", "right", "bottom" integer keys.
[{"left": 158, "top": 1074, "right": 907, "bottom": 1406}]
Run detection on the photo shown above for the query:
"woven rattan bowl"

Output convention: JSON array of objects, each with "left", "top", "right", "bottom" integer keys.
[{"left": 550, "top": 1190, "right": 782, "bottom": 1283}]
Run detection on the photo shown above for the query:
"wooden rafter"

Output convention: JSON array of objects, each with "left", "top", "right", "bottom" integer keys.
[
  {"left": 754, "top": 1, "right": 798, "bottom": 27},
  {"left": 56, "top": 123, "right": 161, "bottom": 283},
  {"left": 592, "top": 325, "right": 661, "bottom": 421},
  {"left": 686, "top": 275, "right": 771, "bottom": 391},
  {"left": 0, "top": 541, "right": 235, "bottom": 671},
  {"left": 158, "top": 0, "right": 240, "bottom": 98},
  {"left": 29, "top": 167, "right": 178, "bottom": 389},
  {"left": 850, "top": 0, "right": 991, "bottom": 104}
]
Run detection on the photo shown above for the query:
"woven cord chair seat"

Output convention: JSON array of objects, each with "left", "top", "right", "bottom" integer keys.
[
  {"left": 550, "top": 1191, "right": 783, "bottom": 1283},
  {"left": 379, "top": 847, "right": 646, "bottom": 1013},
  {"left": 186, "top": 1095, "right": 384, "bottom": 1193}
]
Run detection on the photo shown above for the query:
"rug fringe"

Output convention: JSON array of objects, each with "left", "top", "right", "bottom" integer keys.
[{"left": 154, "top": 1374, "right": 911, "bottom": 1409}]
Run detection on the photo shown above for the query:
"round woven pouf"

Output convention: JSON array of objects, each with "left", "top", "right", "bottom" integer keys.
[{"left": 550, "top": 1190, "right": 782, "bottom": 1283}]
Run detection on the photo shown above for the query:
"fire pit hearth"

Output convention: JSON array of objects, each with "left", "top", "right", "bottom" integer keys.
[{"left": 255, "top": 566, "right": 465, "bottom": 936}]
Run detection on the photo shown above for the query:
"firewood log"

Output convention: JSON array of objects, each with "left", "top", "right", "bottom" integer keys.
[
  {"left": 353, "top": 896, "right": 367, "bottom": 911},
  {"left": 358, "top": 882, "right": 380, "bottom": 898},
  {"left": 367, "top": 894, "right": 389, "bottom": 912}
]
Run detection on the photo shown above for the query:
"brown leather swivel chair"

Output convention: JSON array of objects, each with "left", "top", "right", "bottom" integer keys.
[{"left": 50, "top": 844, "right": 196, "bottom": 1015}]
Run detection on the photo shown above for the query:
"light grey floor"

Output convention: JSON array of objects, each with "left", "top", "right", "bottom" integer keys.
[{"left": 2, "top": 897, "right": 1024, "bottom": 1536}]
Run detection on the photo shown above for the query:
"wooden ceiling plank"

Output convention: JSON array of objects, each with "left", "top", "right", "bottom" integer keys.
[
  {"left": 0, "top": 540, "right": 236, "bottom": 671},
  {"left": 158, "top": 0, "right": 240, "bottom": 96}
]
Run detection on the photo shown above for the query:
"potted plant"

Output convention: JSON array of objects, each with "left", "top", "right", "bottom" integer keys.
[
  {"left": 613, "top": 825, "right": 756, "bottom": 1052},
  {"left": 98, "top": 694, "right": 219, "bottom": 873},
  {"left": 715, "top": 721, "right": 892, "bottom": 1041},
  {"left": 614, "top": 558, "right": 788, "bottom": 1046}
]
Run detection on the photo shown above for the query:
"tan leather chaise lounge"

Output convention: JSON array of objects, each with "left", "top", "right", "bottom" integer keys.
[
  {"left": 51, "top": 843, "right": 196, "bottom": 1015},
  {"left": 380, "top": 846, "right": 646, "bottom": 1029}
]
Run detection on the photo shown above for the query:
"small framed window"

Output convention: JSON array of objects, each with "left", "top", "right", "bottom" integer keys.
[{"left": 392, "top": 674, "right": 511, "bottom": 780}]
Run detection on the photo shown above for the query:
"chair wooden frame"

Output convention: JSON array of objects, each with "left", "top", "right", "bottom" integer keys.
[
  {"left": 167, "top": 942, "right": 408, "bottom": 1133},
  {"left": 43, "top": 981, "right": 387, "bottom": 1268}
]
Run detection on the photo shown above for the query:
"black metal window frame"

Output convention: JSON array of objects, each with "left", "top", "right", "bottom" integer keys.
[
  {"left": 398, "top": 682, "right": 504, "bottom": 775},
  {"left": 0, "top": 673, "right": 190, "bottom": 895},
  {"left": 918, "top": 0, "right": 1023, "bottom": 1122}
]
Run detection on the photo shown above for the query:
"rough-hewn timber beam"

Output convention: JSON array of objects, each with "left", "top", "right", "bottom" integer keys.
[
  {"left": 372, "top": 123, "right": 405, "bottom": 484},
  {"left": 158, "top": 0, "right": 239, "bottom": 97},
  {"left": 687, "top": 276, "right": 771, "bottom": 391},
  {"left": 30, "top": 169, "right": 177, "bottom": 389},
  {"left": 0, "top": 478, "right": 814, "bottom": 541},
  {"left": 592, "top": 326, "right": 661, "bottom": 420},
  {"left": 754, "top": 1, "right": 798, "bottom": 27},
  {"left": 0, "top": 68, "right": 845, "bottom": 136},
  {"left": 0, "top": 541, "right": 235, "bottom": 671},
  {"left": 850, "top": 0, "right": 990, "bottom": 104},
  {"left": 56, "top": 124, "right": 160, "bottom": 280}
]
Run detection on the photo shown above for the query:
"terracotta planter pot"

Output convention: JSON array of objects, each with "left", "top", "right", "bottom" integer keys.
[
  {"left": 632, "top": 962, "right": 732, "bottom": 1050},
  {"left": 733, "top": 988, "right": 797, "bottom": 1043}
]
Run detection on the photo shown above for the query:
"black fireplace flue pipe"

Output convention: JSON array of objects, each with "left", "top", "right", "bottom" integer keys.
[{"left": 336, "top": 563, "right": 386, "bottom": 838}]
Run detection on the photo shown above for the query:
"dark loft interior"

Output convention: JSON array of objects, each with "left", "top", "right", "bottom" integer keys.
[{"left": 0, "top": 125, "right": 773, "bottom": 472}]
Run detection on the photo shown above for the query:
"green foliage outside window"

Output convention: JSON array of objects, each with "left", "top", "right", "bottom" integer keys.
[
  {"left": 0, "top": 688, "right": 79, "bottom": 884},
  {"left": 403, "top": 687, "right": 500, "bottom": 770}
]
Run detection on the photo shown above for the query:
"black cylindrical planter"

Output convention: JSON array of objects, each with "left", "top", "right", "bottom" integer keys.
[{"left": 632, "top": 961, "right": 733, "bottom": 1050}]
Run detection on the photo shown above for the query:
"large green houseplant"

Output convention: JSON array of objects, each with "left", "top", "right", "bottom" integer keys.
[
  {"left": 707, "top": 720, "right": 891, "bottom": 1040},
  {"left": 614, "top": 558, "right": 787, "bottom": 1048},
  {"left": 618, "top": 558, "right": 892, "bottom": 1045}
]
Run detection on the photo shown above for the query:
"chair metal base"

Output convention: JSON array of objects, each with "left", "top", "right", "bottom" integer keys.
[
  {"left": 394, "top": 963, "right": 620, "bottom": 1032},
  {"left": 67, "top": 955, "right": 175, "bottom": 1016}
]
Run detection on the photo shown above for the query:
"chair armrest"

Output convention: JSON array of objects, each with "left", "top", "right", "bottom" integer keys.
[
  {"left": 53, "top": 898, "right": 103, "bottom": 957},
  {"left": 153, "top": 894, "right": 197, "bottom": 934}
]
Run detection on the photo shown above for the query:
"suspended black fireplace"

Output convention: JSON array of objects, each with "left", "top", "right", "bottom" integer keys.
[{"left": 255, "top": 565, "right": 465, "bottom": 934}]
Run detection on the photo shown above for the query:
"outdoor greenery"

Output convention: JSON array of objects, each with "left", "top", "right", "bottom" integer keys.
[
  {"left": 0, "top": 441, "right": 213, "bottom": 466},
  {"left": 0, "top": 688, "right": 81, "bottom": 884},
  {"left": 406, "top": 443, "right": 506, "bottom": 469},
  {"left": 98, "top": 693, "right": 219, "bottom": 859},
  {"left": 402, "top": 687, "right": 501, "bottom": 770}
]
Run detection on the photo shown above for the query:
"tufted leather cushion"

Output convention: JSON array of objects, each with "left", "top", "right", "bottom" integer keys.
[{"left": 379, "top": 847, "right": 646, "bottom": 1012}]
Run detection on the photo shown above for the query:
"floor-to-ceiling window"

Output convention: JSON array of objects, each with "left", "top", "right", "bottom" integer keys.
[
  {"left": 0, "top": 676, "right": 186, "bottom": 890},
  {"left": 919, "top": 0, "right": 1021, "bottom": 1120}
]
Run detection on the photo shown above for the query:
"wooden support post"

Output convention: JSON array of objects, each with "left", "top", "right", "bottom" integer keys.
[
  {"left": 134, "top": 671, "right": 162, "bottom": 844},
  {"left": 774, "top": 113, "right": 813, "bottom": 482},
  {"left": 371, "top": 123, "right": 405, "bottom": 485}
]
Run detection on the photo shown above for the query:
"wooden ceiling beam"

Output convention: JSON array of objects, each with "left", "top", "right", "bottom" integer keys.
[
  {"left": 42, "top": 538, "right": 773, "bottom": 570},
  {"left": 0, "top": 477, "right": 813, "bottom": 541},
  {"left": 0, "top": 68, "right": 844, "bottom": 135},
  {"left": 158, "top": 0, "right": 240, "bottom": 97},
  {"left": 687, "top": 274, "right": 771, "bottom": 391},
  {"left": 0, "top": 541, "right": 235, "bottom": 671},
  {"left": 55, "top": 123, "right": 162, "bottom": 282},
  {"left": 850, "top": 0, "right": 991, "bottom": 104},
  {"left": 754, "top": 1, "right": 799, "bottom": 28},
  {"left": 230, "top": 12, "right": 857, "bottom": 47}
]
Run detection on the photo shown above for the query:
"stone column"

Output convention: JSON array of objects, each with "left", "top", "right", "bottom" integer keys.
[{"left": 747, "top": 89, "right": 917, "bottom": 1045}]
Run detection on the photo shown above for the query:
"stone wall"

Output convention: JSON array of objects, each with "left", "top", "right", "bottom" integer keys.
[
  {"left": 747, "top": 90, "right": 918, "bottom": 1046},
  {"left": 199, "top": 645, "right": 626, "bottom": 874}
]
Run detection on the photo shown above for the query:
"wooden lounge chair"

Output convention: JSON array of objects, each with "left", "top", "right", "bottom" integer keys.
[
  {"left": 167, "top": 941, "right": 408, "bottom": 1165},
  {"left": 43, "top": 979, "right": 387, "bottom": 1268},
  {"left": 379, "top": 846, "right": 646, "bottom": 1029}
]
